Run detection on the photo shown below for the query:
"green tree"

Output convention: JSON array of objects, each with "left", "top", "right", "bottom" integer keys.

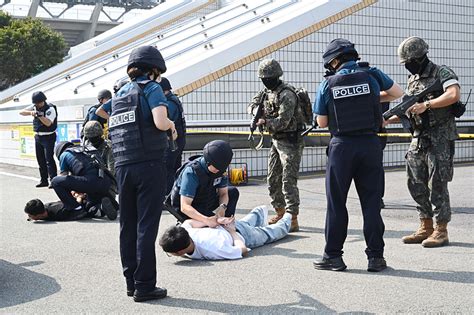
[{"left": 0, "top": 11, "right": 66, "bottom": 90}]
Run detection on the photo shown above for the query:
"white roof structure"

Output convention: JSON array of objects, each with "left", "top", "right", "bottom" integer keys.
[{"left": 0, "top": 0, "right": 376, "bottom": 115}]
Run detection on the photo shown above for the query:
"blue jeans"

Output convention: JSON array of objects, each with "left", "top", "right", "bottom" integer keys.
[{"left": 235, "top": 207, "right": 291, "bottom": 249}]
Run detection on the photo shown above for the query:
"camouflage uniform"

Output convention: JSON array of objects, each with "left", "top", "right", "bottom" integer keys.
[
  {"left": 249, "top": 59, "right": 305, "bottom": 215},
  {"left": 405, "top": 61, "right": 458, "bottom": 223}
]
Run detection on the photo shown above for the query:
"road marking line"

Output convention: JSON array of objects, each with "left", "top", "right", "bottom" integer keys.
[{"left": 0, "top": 171, "right": 39, "bottom": 182}]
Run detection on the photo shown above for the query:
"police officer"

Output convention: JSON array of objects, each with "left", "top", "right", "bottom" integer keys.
[
  {"left": 81, "top": 89, "right": 111, "bottom": 134},
  {"left": 248, "top": 59, "right": 305, "bottom": 232},
  {"left": 19, "top": 91, "right": 58, "bottom": 187},
  {"left": 385, "top": 37, "right": 461, "bottom": 248},
  {"left": 95, "top": 78, "right": 129, "bottom": 120},
  {"left": 312, "top": 39, "right": 403, "bottom": 272},
  {"left": 109, "top": 46, "right": 176, "bottom": 302},
  {"left": 166, "top": 140, "right": 239, "bottom": 226},
  {"left": 51, "top": 141, "right": 117, "bottom": 220},
  {"left": 158, "top": 77, "right": 187, "bottom": 194}
]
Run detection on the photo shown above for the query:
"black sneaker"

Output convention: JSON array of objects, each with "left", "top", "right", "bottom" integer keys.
[
  {"left": 133, "top": 287, "right": 167, "bottom": 302},
  {"left": 101, "top": 197, "right": 118, "bottom": 220},
  {"left": 313, "top": 256, "right": 347, "bottom": 271},
  {"left": 367, "top": 257, "right": 387, "bottom": 272},
  {"left": 36, "top": 181, "right": 48, "bottom": 188},
  {"left": 127, "top": 289, "right": 134, "bottom": 297}
]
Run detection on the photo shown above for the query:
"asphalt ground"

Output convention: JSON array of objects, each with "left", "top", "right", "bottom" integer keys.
[{"left": 1, "top": 162, "right": 473, "bottom": 314}]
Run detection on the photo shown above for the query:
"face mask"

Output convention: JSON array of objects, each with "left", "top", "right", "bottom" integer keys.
[
  {"left": 261, "top": 77, "right": 280, "bottom": 90},
  {"left": 404, "top": 56, "right": 429, "bottom": 75},
  {"left": 89, "top": 136, "right": 104, "bottom": 148}
]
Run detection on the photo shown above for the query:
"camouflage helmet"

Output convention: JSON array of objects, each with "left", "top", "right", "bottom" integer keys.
[
  {"left": 257, "top": 59, "right": 283, "bottom": 78},
  {"left": 83, "top": 120, "right": 103, "bottom": 139},
  {"left": 398, "top": 36, "right": 429, "bottom": 63}
]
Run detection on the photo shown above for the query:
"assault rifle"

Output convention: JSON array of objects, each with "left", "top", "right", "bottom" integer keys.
[
  {"left": 383, "top": 79, "right": 442, "bottom": 134},
  {"left": 82, "top": 145, "right": 117, "bottom": 193},
  {"left": 301, "top": 121, "right": 318, "bottom": 137},
  {"left": 248, "top": 91, "right": 266, "bottom": 150}
]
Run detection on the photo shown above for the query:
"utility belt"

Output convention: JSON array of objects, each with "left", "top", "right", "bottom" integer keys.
[{"left": 272, "top": 129, "right": 304, "bottom": 142}]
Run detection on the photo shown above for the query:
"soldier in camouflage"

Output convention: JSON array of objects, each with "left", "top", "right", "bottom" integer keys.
[
  {"left": 248, "top": 59, "right": 306, "bottom": 232},
  {"left": 386, "top": 36, "right": 461, "bottom": 247}
]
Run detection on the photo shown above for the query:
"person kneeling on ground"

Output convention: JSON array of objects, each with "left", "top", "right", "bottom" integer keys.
[
  {"left": 51, "top": 141, "right": 117, "bottom": 220},
  {"left": 24, "top": 198, "right": 88, "bottom": 221},
  {"left": 165, "top": 140, "right": 239, "bottom": 227},
  {"left": 159, "top": 206, "right": 291, "bottom": 260}
]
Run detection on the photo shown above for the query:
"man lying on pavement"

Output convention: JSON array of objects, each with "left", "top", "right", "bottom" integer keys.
[{"left": 159, "top": 206, "right": 292, "bottom": 260}]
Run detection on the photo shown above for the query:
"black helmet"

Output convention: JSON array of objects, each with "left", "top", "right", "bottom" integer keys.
[
  {"left": 113, "top": 77, "right": 129, "bottom": 93},
  {"left": 54, "top": 141, "right": 74, "bottom": 160},
  {"left": 323, "top": 38, "right": 359, "bottom": 69},
  {"left": 32, "top": 91, "right": 47, "bottom": 103},
  {"left": 97, "top": 89, "right": 112, "bottom": 100},
  {"left": 158, "top": 77, "right": 172, "bottom": 91},
  {"left": 127, "top": 46, "right": 167, "bottom": 74},
  {"left": 203, "top": 140, "right": 233, "bottom": 172}
]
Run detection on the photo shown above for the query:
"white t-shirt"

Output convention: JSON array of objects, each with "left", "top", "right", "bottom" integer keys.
[{"left": 182, "top": 222, "right": 244, "bottom": 260}]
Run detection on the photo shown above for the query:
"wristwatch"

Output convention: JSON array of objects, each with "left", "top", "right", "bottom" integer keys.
[
  {"left": 220, "top": 203, "right": 228, "bottom": 210},
  {"left": 424, "top": 100, "right": 431, "bottom": 109}
]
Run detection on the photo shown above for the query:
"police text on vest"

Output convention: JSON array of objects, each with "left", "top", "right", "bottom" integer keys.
[
  {"left": 332, "top": 84, "right": 370, "bottom": 99},
  {"left": 109, "top": 111, "right": 136, "bottom": 128}
]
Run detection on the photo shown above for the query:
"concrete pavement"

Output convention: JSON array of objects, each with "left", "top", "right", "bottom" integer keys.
[{"left": 1, "top": 163, "right": 473, "bottom": 314}]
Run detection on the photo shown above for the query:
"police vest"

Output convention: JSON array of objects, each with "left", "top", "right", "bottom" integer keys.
[
  {"left": 167, "top": 93, "right": 186, "bottom": 140},
  {"left": 326, "top": 68, "right": 381, "bottom": 136},
  {"left": 85, "top": 104, "right": 107, "bottom": 127},
  {"left": 167, "top": 156, "right": 219, "bottom": 214},
  {"left": 65, "top": 146, "right": 98, "bottom": 176},
  {"left": 33, "top": 103, "right": 57, "bottom": 133},
  {"left": 109, "top": 80, "right": 167, "bottom": 167}
]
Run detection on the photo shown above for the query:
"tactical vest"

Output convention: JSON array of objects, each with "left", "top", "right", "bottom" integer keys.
[
  {"left": 167, "top": 93, "right": 186, "bottom": 140},
  {"left": 33, "top": 103, "right": 57, "bottom": 132},
  {"left": 109, "top": 80, "right": 167, "bottom": 167},
  {"left": 407, "top": 63, "right": 456, "bottom": 133},
  {"left": 326, "top": 69, "right": 381, "bottom": 136},
  {"left": 168, "top": 156, "right": 218, "bottom": 214},
  {"left": 65, "top": 146, "right": 98, "bottom": 176},
  {"left": 263, "top": 82, "right": 306, "bottom": 134},
  {"left": 85, "top": 104, "right": 107, "bottom": 127}
]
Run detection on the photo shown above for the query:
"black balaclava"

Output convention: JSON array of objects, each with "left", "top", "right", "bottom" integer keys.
[
  {"left": 405, "top": 55, "right": 429, "bottom": 75},
  {"left": 261, "top": 77, "right": 281, "bottom": 91},
  {"left": 88, "top": 136, "right": 104, "bottom": 149}
]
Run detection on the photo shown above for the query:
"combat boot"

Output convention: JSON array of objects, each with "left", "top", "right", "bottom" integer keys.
[
  {"left": 402, "top": 218, "right": 434, "bottom": 244},
  {"left": 422, "top": 222, "right": 449, "bottom": 247},
  {"left": 268, "top": 207, "right": 285, "bottom": 225},
  {"left": 289, "top": 214, "right": 299, "bottom": 233}
]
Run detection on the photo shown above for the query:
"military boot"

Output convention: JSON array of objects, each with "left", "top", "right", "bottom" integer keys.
[
  {"left": 268, "top": 207, "right": 285, "bottom": 225},
  {"left": 422, "top": 222, "right": 449, "bottom": 247},
  {"left": 402, "top": 218, "right": 434, "bottom": 244},
  {"left": 289, "top": 214, "right": 299, "bottom": 233}
]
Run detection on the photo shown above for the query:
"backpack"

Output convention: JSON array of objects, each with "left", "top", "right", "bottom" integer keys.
[{"left": 281, "top": 86, "right": 313, "bottom": 125}]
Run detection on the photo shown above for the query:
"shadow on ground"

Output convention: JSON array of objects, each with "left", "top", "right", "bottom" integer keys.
[
  {"left": 348, "top": 267, "right": 474, "bottom": 284},
  {"left": 0, "top": 260, "right": 61, "bottom": 308},
  {"left": 147, "top": 290, "right": 374, "bottom": 314}
]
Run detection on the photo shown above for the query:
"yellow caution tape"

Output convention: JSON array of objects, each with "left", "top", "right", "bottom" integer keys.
[{"left": 187, "top": 129, "right": 474, "bottom": 139}]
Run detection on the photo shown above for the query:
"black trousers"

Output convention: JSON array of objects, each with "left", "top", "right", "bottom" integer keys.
[
  {"left": 324, "top": 135, "right": 385, "bottom": 259},
  {"left": 34, "top": 133, "right": 57, "bottom": 182},
  {"left": 116, "top": 159, "right": 165, "bottom": 292},
  {"left": 51, "top": 174, "right": 111, "bottom": 210}
]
